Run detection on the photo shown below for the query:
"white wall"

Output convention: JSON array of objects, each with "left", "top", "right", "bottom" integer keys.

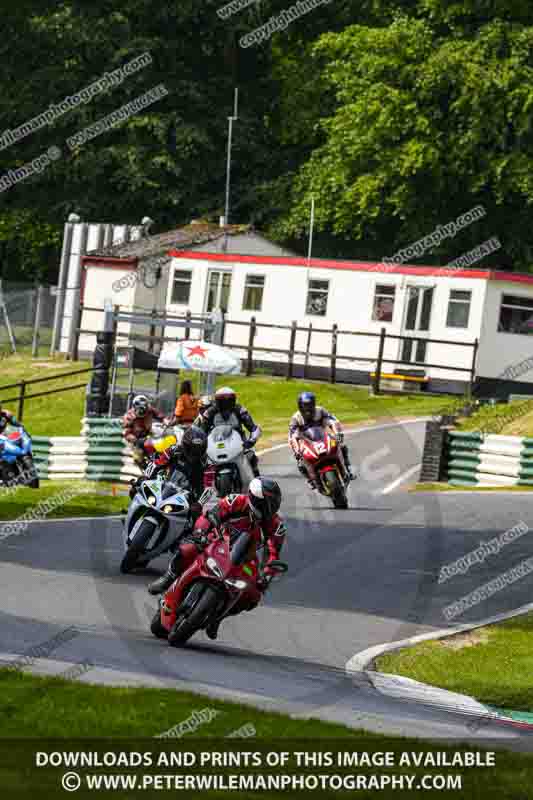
[
  {"left": 78, "top": 262, "right": 136, "bottom": 354},
  {"left": 166, "top": 256, "right": 487, "bottom": 382},
  {"left": 477, "top": 281, "right": 533, "bottom": 379},
  {"left": 60, "top": 222, "right": 142, "bottom": 354}
]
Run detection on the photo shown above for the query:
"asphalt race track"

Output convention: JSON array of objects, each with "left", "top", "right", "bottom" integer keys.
[{"left": 2, "top": 418, "right": 533, "bottom": 746}]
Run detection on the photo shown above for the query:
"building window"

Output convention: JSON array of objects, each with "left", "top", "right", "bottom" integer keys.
[
  {"left": 306, "top": 279, "right": 329, "bottom": 316},
  {"left": 498, "top": 294, "right": 533, "bottom": 334},
  {"left": 446, "top": 290, "right": 472, "bottom": 328},
  {"left": 171, "top": 269, "right": 192, "bottom": 304},
  {"left": 372, "top": 284, "right": 396, "bottom": 322},
  {"left": 242, "top": 274, "right": 265, "bottom": 311}
]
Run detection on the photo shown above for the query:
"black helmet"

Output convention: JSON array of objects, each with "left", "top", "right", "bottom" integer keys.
[
  {"left": 215, "top": 386, "right": 236, "bottom": 418},
  {"left": 181, "top": 425, "right": 208, "bottom": 463},
  {"left": 248, "top": 476, "right": 281, "bottom": 520},
  {"left": 297, "top": 391, "right": 316, "bottom": 423}
]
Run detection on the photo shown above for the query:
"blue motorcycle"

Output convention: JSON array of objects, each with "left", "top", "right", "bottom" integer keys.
[{"left": 0, "top": 425, "right": 39, "bottom": 488}]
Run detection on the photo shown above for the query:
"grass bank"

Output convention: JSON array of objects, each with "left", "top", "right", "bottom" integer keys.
[
  {"left": 411, "top": 483, "right": 533, "bottom": 492},
  {"left": 0, "top": 353, "right": 452, "bottom": 442},
  {"left": 457, "top": 399, "right": 533, "bottom": 438},
  {"left": 0, "top": 480, "right": 126, "bottom": 520},
  {"left": 1, "top": 669, "right": 533, "bottom": 799},
  {"left": 376, "top": 612, "right": 533, "bottom": 713}
]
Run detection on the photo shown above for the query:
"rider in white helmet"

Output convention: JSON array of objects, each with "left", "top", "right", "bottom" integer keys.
[
  {"left": 197, "top": 386, "right": 262, "bottom": 476},
  {"left": 122, "top": 394, "right": 166, "bottom": 462}
]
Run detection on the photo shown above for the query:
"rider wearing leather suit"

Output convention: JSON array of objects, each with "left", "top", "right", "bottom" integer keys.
[
  {"left": 122, "top": 395, "right": 166, "bottom": 463},
  {"left": 148, "top": 477, "right": 286, "bottom": 640},
  {"left": 288, "top": 391, "right": 354, "bottom": 488},
  {"left": 197, "top": 386, "right": 261, "bottom": 477}
]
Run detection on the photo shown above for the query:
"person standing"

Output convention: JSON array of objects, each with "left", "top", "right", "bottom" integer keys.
[{"left": 171, "top": 380, "right": 199, "bottom": 427}]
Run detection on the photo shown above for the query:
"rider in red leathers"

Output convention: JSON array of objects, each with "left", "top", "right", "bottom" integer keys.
[
  {"left": 148, "top": 477, "right": 286, "bottom": 639},
  {"left": 122, "top": 395, "right": 167, "bottom": 464}
]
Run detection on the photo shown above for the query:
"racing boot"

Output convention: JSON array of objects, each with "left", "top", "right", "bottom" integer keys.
[
  {"left": 205, "top": 619, "right": 221, "bottom": 640},
  {"left": 342, "top": 445, "right": 355, "bottom": 481},
  {"left": 147, "top": 553, "right": 180, "bottom": 595},
  {"left": 246, "top": 449, "right": 261, "bottom": 478}
]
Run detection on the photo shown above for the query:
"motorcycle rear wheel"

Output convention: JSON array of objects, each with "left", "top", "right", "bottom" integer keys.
[
  {"left": 168, "top": 584, "right": 220, "bottom": 647},
  {"left": 323, "top": 470, "right": 348, "bottom": 509},
  {"left": 120, "top": 518, "right": 158, "bottom": 574}
]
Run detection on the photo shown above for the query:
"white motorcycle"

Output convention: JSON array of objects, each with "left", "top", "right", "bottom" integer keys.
[
  {"left": 206, "top": 424, "right": 254, "bottom": 497},
  {"left": 121, "top": 471, "right": 193, "bottom": 573}
]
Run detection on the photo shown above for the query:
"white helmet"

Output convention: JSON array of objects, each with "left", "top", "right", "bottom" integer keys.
[
  {"left": 132, "top": 395, "right": 149, "bottom": 417},
  {"left": 214, "top": 386, "right": 236, "bottom": 417}
]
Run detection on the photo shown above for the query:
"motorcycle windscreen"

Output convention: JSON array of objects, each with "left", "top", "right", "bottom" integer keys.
[
  {"left": 303, "top": 426, "right": 325, "bottom": 442},
  {"left": 212, "top": 425, "right": 234, "bottom": 442},
  {"left": 164, "top": 468, "right": 191, "bottom": 493},
  {"left": 230, "top": 530, "right": 253, "bottom": 566}
]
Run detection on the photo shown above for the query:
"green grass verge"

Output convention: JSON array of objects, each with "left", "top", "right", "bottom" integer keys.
[
  {"left": 1, "top": 669, "right": 533, "bottom": 800},
  {"left": 0, "top": 353, "right": 452, "bottom": 441},
  {"left": 411, "top": 483, "right": 533, "bottom": 492},
  {"left": 458, "top": 399, "right": 533, "bottom": 437},
  {"left": 376, "top": 612, "right": 533, "bottom": 712},
  {"left": 0, "top": 669, "right": 383, "bottom": 739},
  {"left": 0, "top": 352, "right": 91, "bottom": 437},
  {"left": 0, "top": 480, "right": 126, "bottom": 520}
]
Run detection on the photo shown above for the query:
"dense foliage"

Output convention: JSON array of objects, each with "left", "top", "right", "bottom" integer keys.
[{"left": 0, "top": 0, "right": 531, "bottom": 280}]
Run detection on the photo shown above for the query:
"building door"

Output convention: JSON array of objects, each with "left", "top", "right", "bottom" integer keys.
[
  {"left": 205, "top": 270, "right": 232, "bottom": 313},
  {"left": 399, "top": 285, "right": 434, "bottom": 364}
]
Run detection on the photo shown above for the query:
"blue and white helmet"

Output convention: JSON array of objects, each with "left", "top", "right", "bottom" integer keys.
[{"left": 297, "top": 391, "right": 316, "bottom": 422}]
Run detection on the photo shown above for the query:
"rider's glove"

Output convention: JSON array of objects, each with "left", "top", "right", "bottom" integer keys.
[
  {"left": 196, "top": 533, "right": 210, "bottom": 550},
  {"left": 256, "top": 573, "right": 269, "bottom": 591},
  {"left": 242, "top": 438, "right": 254, "bottom": 450},
  {"left": 144, "top": 461, "right": 158, "bottom": 479}
]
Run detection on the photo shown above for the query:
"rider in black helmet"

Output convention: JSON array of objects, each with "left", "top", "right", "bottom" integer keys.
[{"left": 288, "top": 391, "right": 354, "bottom": 488}]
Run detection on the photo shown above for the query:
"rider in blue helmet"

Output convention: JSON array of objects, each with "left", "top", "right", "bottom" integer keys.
[{"left": 288, "top": 391, "right": 354, "bottom": 489}]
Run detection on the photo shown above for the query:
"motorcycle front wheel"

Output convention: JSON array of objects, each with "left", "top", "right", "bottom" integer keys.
[
  {"left": 22, "top": 456, "right": 39, "bottom": 489},
  {"left": 150, "top": 610, "right": 168, "bottom": 639},
  {"left": 120, "top": 517, "right": 158, "bottom": 573},
  {"left": 168, "top": 583, "right": 220, "bottom": 647},
  {"left": 322, "top": 470, "right": 348, "bottom": 509}
]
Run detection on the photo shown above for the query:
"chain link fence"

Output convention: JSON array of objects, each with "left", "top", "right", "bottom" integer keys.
[{"left": 0, "top": 280, "right": 57, "bottom": 358}]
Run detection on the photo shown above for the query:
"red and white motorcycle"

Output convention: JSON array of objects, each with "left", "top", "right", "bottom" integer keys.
[{"left": 299, "top": 426, "right": 349, "bottom": 509}]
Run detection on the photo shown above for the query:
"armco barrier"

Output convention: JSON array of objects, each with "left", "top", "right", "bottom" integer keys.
[
  {"left": 30, "top": 419, "right": 141, "bottom": 483},
  {"left": 446, "top": 430, "right": 533, "bottom": 486}
]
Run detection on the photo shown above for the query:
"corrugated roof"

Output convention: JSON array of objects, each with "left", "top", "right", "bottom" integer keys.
[{"left": 88, "top": 222, "right": 252, "bottom": 260}]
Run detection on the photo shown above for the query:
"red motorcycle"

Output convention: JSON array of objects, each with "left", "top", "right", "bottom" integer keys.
[
  {"left": 150, "top": 525, "right": 287, "bottom": 647},
  {"left": 299, "top": 426, "right": 349, "bottom": 509}
]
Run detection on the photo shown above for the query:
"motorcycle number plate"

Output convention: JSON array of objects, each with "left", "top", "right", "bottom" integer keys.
[{"left": 216, "top": 442, "right": 225, "bottom": 449}]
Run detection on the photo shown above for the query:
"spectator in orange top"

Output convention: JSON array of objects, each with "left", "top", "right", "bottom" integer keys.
[{"left": 172, "top": 380, "right": 199, "bottom": 426}]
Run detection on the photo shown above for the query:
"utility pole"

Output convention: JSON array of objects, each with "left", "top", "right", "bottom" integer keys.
[
  {"left": 223, "top": 88, "right": 239, "bottom": 227},
  {"left": 307, "top": 195, "right": 315, "bottom": 265}
]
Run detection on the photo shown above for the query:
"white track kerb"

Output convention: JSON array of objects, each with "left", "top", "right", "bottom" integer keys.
[{"left": 345, "top": 601, "right": 533, "bottom": 727}]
